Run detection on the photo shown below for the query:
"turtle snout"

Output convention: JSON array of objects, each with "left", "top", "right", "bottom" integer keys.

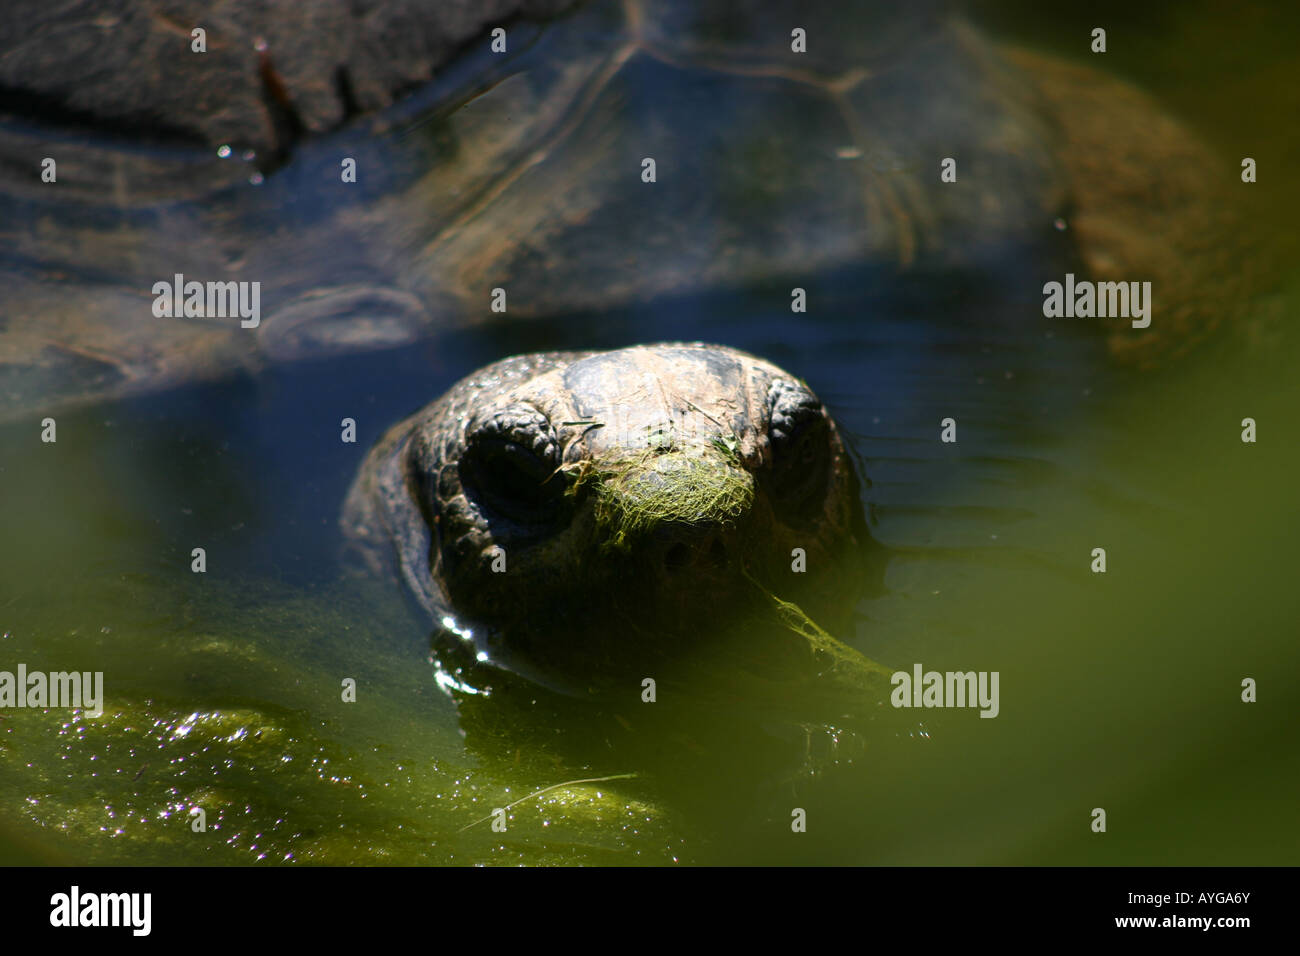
[{"left": 588, "top": 447, "right": 755, "bottom": 567}]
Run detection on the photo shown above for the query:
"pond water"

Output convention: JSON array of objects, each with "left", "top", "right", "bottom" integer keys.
[{"left": 0, "top": 1, "right": 1296, "bottom": 865}]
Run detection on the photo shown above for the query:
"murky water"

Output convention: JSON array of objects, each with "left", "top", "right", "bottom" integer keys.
[{"left": 1, "top": 1, "right": 1297, "bottom": 865}]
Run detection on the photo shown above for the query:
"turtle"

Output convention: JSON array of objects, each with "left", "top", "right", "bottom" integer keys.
[
  {"left": 0, "top": 0, "right": 1254, "bottom": 422},
  {"left": 341, "top": 342, "right": 878, "bottom": 691}
]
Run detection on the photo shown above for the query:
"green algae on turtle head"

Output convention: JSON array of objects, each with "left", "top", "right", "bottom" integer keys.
[{"left": 566, "top": 428, "right": 754, "bottom": 551}]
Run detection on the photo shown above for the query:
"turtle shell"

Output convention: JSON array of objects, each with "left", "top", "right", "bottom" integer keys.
[{"left": 2, "top": 0, "right": 1241, "bottom": 420}]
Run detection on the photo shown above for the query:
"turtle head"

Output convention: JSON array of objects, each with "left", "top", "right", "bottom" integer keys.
[{"left": 349, "top": 344, "right": 872, "bottom": 685}]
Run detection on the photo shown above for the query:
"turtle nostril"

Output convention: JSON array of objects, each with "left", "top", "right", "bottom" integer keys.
[
  {"left": 661, "top": 536, "right": 728, "bottom": 572},
  {"left": 664, "top": 542, "right": 691, "bottom": 572}
]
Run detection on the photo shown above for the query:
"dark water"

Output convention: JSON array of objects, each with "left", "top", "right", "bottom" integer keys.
[{"left": 0, "top": 1, "right": 1297, "bottom": 864}]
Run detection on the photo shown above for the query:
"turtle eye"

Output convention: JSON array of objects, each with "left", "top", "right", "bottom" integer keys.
[
  {"left": 768, "top": 383, "right": 831, "bottom": 521},
  {"left": 460, "top": 414, "right": 565, "bottom": 526},
  {"left": 770, "top": 415, "right": 830, "bottom": 514}
]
